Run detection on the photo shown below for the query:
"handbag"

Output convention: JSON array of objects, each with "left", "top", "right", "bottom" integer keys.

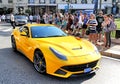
[
  {"left": 86, "top": 29, "right": 90, "bottom": 35},
  {"left": 108, "top": 21, "right": 117, "bottom": 31}
]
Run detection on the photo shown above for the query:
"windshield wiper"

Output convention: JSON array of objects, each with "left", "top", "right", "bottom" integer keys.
[{"left": 46, "top": 35, "right": 66, "bottom": 37}]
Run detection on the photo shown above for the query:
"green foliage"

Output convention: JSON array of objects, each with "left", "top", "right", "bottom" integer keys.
[
  {"left": 115, "top": 19, "right": 120, "bottom": 29},
  {"left": 25, "top": 9, "right": 31, "bottom": 14},
  {"left": 111, "top": 19, "right": 120, "bottom": 38}
]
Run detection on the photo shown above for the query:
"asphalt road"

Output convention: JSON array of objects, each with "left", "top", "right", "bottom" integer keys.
[{"left": 0, "top": 23, "right": 120, "bottom": 84}]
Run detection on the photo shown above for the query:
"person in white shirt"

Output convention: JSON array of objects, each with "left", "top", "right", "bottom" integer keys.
[
  {"left": 29, "top": 14, "right": 33, "bottom": 24},
  {"left": 0, "top": 15, "right": 1, "bottom": 22},
  {"left": 10, "top": 13, "right": 15, "bottom": 29},
  {"left": 1, "top": 14, "right": 5, "bottom": 22},
  {"left": 37, "top": 14, "right": 41, "bottom": 23},
  {"left": 78, "top": 11, "right": 84, "bottom": 26},
  {"left": 77, "top": 11, "right": 84, "bottom": 33}
]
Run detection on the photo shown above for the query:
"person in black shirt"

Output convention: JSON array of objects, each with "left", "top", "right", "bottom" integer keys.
[{"left": 96, "top": 11, "right": 104, "bottom": 42}]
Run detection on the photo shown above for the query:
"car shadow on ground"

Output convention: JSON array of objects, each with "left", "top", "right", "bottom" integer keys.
[{"left": 0, "top": 47, "right": 96, "bottom": 84}]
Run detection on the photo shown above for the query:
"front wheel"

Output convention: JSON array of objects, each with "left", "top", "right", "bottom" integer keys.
[
  {"left": 33, "top": 51, "right": 46, "bottom": 74},
  {"left": 11, "top": 36, "right": 17, "bottom": 52}
]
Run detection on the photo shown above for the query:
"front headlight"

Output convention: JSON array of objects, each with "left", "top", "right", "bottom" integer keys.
[{"left": 50, "top": 47, "right": 67, "bottom": 61}]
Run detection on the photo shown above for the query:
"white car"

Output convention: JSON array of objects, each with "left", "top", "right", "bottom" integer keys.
[{"left": 15, "top": 15, "right": 28, "bottom": 25}]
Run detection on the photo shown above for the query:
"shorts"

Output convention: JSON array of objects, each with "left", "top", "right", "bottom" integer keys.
[
  {"left": 90, "top": 30, "right": 96, "bottom": 34},
  {"left": 78, "top": 23, "right": 83, "bottom": 28},
  {"left": 96, "top": 27, "right": 102, "bottom": 33},
  {"left": 82, "top": 24, "right": 87, "bottom": 29}
]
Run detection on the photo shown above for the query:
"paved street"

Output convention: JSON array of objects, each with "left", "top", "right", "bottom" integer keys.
[{"left": 0, "top": 23, "right": 120, "bottom": 84}]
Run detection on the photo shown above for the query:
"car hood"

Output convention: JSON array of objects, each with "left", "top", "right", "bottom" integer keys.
[
  {"left": 15, "top": 19, "right": 27, "bottom": 21},
  {"left": 35, "top": 36, "right": 95, "bottom": 57}
]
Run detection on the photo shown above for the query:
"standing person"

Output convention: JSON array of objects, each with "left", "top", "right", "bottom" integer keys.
[
  {"left": 72, "top": 13, "right": 79, "bottom": 35},
  {"left": 66, "top": 13, "right": 73, "bottom": 34},
  {"left": 61, "top": 16, "right": 67, "bottom": 31},
  {"left": 48, "top": 12, "right": 53, "bottom": 24},
  {"left": 87, "top": 14, "right": 98, "bottom": 45},
  {"left": 0, "top": 15, "right": 1, "bottom": 23},
  {"left": 1, "top": 14, "right": 5, "bottom": 22},
  {"left": 82, "top": 13, "right": 89, "bottom": 37},
  {"left": 108, "top": 14, "right": 116, "bottom": 36},
  {"left": 96, "top": 11, "right": 104, "bottom": 42},
  {"left": 54, "top": 14, "right": 59, "bottom": 27},
  {"left": 36, "top": 14, "right": 41, "bottom": 24},
  {"left": 42, "top": 13, "right": 46, "bottom": 24},
  {"left": 77, "top": 11, "right": 84, "bottom": 32},
  {"left": 29, "top": 14, "right": 33, "bottom": 24},
  {"left": 102, "top": 14, "right": 115, "bottom": 48},
  {"left": 10, "top": 13, "right": 15, "bottom": 29}
]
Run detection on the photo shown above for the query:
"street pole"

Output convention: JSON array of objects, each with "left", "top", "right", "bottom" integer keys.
[
  {"left": 66, "top": 0, "right": 71, "bottom": 13},
  {"left": 99, "top": 0, "right": 102, "bottom": 11},
  {"left": 94, "top": 0, "right": 98, "bottom": 14}
]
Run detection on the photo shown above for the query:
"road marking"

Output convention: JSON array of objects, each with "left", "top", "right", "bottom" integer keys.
[
  {"left": 1, "top": 28, "right": 12, "bottom": 32},
  {"left": 102, "top": 56, "right": 120, "bottom": 62}
]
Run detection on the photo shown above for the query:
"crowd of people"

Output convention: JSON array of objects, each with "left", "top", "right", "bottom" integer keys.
[
  {"left": 0, "top": 11, "right": 117, "bottom": 49},
  {"left": 33, "top": 11, "right": 116, "bottom": 49}
]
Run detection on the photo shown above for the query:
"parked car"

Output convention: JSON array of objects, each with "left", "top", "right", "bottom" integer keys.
[
  {"left": 11, "top": 23, "right": 101, "bottom": 78},
  {"left": 14, "top": 15, "right": 28, "bottom": 25},
  {"left": 5, "top": 14, "right": 11, "bottom": 23},
  {"left": 33, "top": 15, "right": 37, "bottom": 22}
]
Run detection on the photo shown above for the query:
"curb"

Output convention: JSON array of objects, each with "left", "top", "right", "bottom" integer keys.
[
  {"left": 111, "top": 38, "right": 120, "bottom": 44},
  {"left": 100, "top": 51, "right": 120, "bottom": 59}
]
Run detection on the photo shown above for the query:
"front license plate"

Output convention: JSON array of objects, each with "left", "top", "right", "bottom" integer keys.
[{"left": 84, "top": 68, "right": 91, "bottom": 73}]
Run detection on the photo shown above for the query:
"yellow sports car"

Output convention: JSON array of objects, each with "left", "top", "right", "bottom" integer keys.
[{"left": 11, "top": 23, "right": 101, "bottom": 78}]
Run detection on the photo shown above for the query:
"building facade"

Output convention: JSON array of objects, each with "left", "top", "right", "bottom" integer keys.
[
  {"left": 0, "top": 0, "right": 120, "bottom": 15},
  {"left": 0, "top": 0, "right": 13, "bottom": 15}
]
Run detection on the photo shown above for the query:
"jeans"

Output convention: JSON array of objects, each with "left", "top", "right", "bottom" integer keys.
[
  {"left": 105, "top": 32, "right": 111, "bottom": 47},
  {"left": 11, "top": 21, "right": 15, "bottom": 29}
]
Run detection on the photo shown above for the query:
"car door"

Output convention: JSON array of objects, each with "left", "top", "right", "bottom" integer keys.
[{"left": 19, "top": 26, "right": 34, "bottom": 58}]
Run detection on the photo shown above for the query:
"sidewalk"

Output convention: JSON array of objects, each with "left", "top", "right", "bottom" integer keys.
[{"left": 98, "top": 38, "right": 120, "bottom": 59}]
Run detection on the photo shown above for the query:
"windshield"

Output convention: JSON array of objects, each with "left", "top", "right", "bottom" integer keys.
[
  {"left": 15, "top": 15, "right": 27, "bottom": 19},
  {"left": 31, "top": 26, "right": 67, "bottom": 38}
]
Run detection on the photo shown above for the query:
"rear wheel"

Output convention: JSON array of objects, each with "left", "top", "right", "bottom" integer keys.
[
  {"left": 33, "top": 51, "right": 46, "bottom": 74},
  {"left": 11, "top": 36, "right": 17, "bottom": 52}
]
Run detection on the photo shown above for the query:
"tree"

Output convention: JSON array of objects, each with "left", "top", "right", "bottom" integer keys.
[{"left": 25, "top": 9, "right": 31, "bottom": 15}]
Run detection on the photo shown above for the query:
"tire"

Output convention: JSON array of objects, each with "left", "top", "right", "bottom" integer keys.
[
  {"left": 11, "top": 36, "right": 17, "bottom": 52},
  {"left": 33, "top": 51, "right": 46, "bottom": 74}
]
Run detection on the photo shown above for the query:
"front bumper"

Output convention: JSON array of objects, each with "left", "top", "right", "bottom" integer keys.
[
  {"left": 53, "top": 60, "right": 100, "bottom": 78},
  {"left": 46, "top": 53, "right": 101, "bottom": 78}
]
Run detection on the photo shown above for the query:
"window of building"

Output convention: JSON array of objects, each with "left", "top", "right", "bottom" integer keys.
[
  {"left": 17, "top": 0, "right": 22, "bottom": 1},
  {"left": 28, "top": 0, "right": 35, "bottom": 4},
  {"left": 71, "top": 0, "right": 77, "bottom": 3},
  {"left": 0, "top": 0, "right": 2, "bottom": 3},
  {"left": 112, "top": 0, "right": 116, "bottom": 3},
  {"left": 39, "top": 0, "right": 45, "bottom": 4},
  {"left": 8, "top": 0, "right": 13, "bottom": 3},
  {"left": 50, "top": 0, "right": 56, "bottom": 4},
  {"left": 91, "top": 0, "right": 95, "bottom": 4},
  {"left": 81, "top": 0, "right": 87, "bottom": 4}
]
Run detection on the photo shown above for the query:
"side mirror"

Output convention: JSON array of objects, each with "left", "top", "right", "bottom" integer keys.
[{"left": 20, "top": 31, "right": 27, "bottom": 36}]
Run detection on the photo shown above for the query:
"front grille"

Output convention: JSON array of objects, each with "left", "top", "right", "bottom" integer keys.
[
  {"left": 61, "top": 60, "right": 98, "bottom": 72},
  {"left": 18, "top": 21, "right": 25, "bottom": 23}
]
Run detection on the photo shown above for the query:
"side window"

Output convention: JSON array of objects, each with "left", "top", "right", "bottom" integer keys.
[
  {"left": 19, "top": 26, "right": 29, "bottom": 36},
  {"left": 23, "top": 26, "right": 29, "bottom": 36},
  {"left": 19, "top": 26, "right": 23, "bottom": 32}
]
